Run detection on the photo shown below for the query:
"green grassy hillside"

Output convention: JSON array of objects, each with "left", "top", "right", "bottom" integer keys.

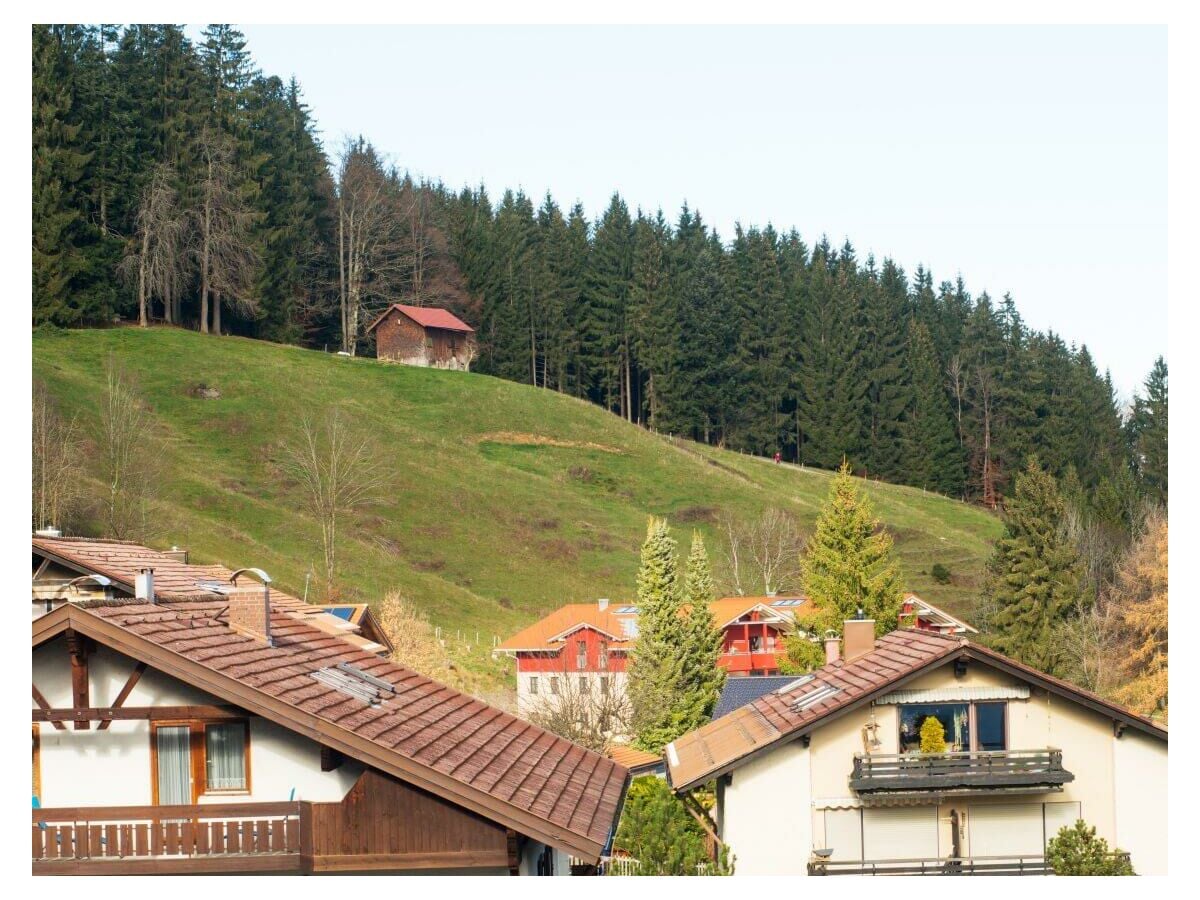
[{"left": 33, "top": 327, "right": 1001, "bottom": 688}]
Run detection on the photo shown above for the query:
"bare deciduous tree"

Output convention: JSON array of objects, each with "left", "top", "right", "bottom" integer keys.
[
  {"left": 718, "top": 508, "right": 805, "bottom": 597},
  {"left": 97, "top": 360, "right": 159, "bottom": 540},
  {"left": 279, "top": 407, "right": 388, "bottom": 590},
  {"left": 336, "top": 138, "right": 406, "bottom": 354},
  {"left": 119, "top": 164, "right": 187, "bottom": 327},
  {"left": 524, "top": 669, "right": 632, "bottom": 754},
  {"left": 32, "top": 381, "right": 82, "bottom": 531},
  {"left": 194, "top": 128, "right": 259, "bottom": 335}
]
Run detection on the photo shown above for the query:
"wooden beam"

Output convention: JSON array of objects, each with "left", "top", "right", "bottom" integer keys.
[
  {"left": 320, "top": 745, "right": 344, "bottom": 772},
  {"left": 308, "top": 850, "right": 511, "bottom": 872},
  {"left": 506, "top": 829, "right": 520, "bottom": 876},
  {"left": 33, "top": 800, "right": 299, "bottom": 822},
  {"left": 33, "top": 705, "right": 245, "bottom": 723},
  {"left": 32, "top": 684, "right": 65, "bottom": 731},
  {"left": 65, "top": 630, "right": 89, "bottom": 731},
  {"left": 98, "top": 662, "right": 147, "bottom": 731},
  {"left": 678, "top": 791, "right": 723, "bottom": 860}
]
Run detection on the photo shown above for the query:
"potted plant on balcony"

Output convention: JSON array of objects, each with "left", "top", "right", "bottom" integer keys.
[{"left": 919, "top": 716, "right": 947, "bottom": 755}]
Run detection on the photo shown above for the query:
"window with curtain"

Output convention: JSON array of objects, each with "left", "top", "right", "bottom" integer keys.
[
  {"left": 576, "top": 640, "right": 587, "bottom": 669},
  {"left": 205, "top": 723, "right": 248, "bottom": 791},
  {"left": 156, "top": 725, "right": 193, "bottom": 805}
]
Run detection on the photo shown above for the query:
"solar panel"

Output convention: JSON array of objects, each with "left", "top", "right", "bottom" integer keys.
[
  {"left": 326, "top": 606, "right": 356, "bottom": 621},
  {"left": 770, "top": 598, "right": 804, "bottom": 607},
  {"left": 616, "top": 605, "right": 639, "bottom": 614},
  {"left": 791, "top": 684, "right": 841, "bottom": 712}
]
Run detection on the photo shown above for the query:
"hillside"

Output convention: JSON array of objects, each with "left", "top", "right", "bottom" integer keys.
[{"left": 33, "top": 327, "right": 1002, "bottom": 689}]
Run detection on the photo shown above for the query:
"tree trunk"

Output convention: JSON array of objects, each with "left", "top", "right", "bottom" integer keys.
[
  {"left": 213, "top": 291, "right": 221, "bottom": 335},
  {"left": 199, "top": 157, "right": 213, "bottom": 334},
  {"left": 137, "top": 228, "right": 150, "bottom": 327}
]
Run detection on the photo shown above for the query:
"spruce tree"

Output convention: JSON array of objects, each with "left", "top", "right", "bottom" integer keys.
[
  {"left": 801, "top": 460, "right": 904, "bottom": 637},
  {"left": 678, "top": 532, "right": 726, "bottom": 729},
  {"left": 627, "top": 518, "right": 686, "bottom": 753},
  {"left": 900, "top": 320, "right": 963, "bottom": 494},
  {"left": 1129, "top": 357, "right": 1167, "bottom": 504},
  {"left": 983, "top": 458, "right": 1087, "bottom": 675}
]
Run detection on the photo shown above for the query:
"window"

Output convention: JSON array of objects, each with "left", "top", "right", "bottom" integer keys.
[
  {"left": 580, "top": 676, "right": 589, "bottom": 693},
  {"left": 576, "top": 640, "right": 587, "bottom": 670},
  {"left": 749, "top": 635, "right": 763, "bottom": 652},
  {"left": 550, "top": 677, "right": 560, "bottom": 696},
  {"left": 205, "top": 723, "right": 248, "bottom": 792},
  {"left": 975, "top": 702, "right": 1006, "bottom": 751},
  {"left": 529, "top": 676, "right": 539, "bottom": 696},
  {"left": 599, "top": 677, "right": 609, "bottom": 696},
  {"left": 898, "top": 702, "right": 1007, "bottom": 753},
  {"left": 152, "top": 720, "right": 250, "bottom": 803},
  {"left": 32, "top": 725, "right": 41, "bottom": 803},
  {"left": 599, "top": 641, "right": 609, "bottom": 670}
]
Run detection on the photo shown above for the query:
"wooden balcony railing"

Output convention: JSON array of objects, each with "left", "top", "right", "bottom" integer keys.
[
  {"left": 849, "top": 748, "right": 1074, "bottom": 794},
  {"left": 32, "top": 801, "right": 303, "bottom": 874},
  {"left": 808, "top": 852, "right": 1130, "bottom": 876}
]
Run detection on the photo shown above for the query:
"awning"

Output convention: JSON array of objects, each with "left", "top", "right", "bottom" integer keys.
[{"left": 873, "top": 685, "right": 1030, "bottom": 704}]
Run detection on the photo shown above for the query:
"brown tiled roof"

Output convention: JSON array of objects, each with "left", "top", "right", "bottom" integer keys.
[
  {"left": 665, "top": 628, "right": 1166, "bottom": 792},
  {"left": 36, "top": 597, "right": 628, "bottom": 859},
  {"left": 606, "top": 744, "right": 663, "bottom": 775},
  {"left": 32, "top": 536, "right": 387, "bottom": 655}
]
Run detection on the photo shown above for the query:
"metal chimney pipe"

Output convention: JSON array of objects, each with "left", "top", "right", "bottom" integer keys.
[{"left": 135, "top": 568, "right": 155, "bottom": 603}]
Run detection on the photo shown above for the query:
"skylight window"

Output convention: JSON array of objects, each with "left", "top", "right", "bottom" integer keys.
[
  {"left": 312, "top": 662, "right": 396, "bottom": 707},
  {"left": 791, "top": 684, "right": 841, "bottom": 712},
  {"left": 616, "top": 605, "right": 639, "bottom": 614},
  {"left": 770, "top": 598, "right": 805, "bottom": 607}
]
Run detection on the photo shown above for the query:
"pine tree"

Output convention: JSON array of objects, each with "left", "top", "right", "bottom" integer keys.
[
  {"left": 678, "top": 532, "right": 726, "bottom": 729},
  {"left": 983, "top": 458, "right": 1087, "bottom": 675},
  {"left": 1129, "top": 357, "right": 1168, "bottom": 505},
  {"left": 627, "top": 518, "right": 686, "bottom": 753},
  {"left": 900, "top": 320, "right": 963, "bottom": 494},
  {"left": 801, "top": 460, "right": 904, "bottom": 637}
]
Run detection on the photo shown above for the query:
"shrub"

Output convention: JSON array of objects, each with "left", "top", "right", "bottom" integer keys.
[
  {"left": 919, "top": 716, "right": 947, "bottom": 753},
  {"left": 931, "top": 563, "right": 952, "bottom": 584},
  {"left": 1047, "top": 820, "right": 1134, "bottom": 875},
  {"left": 611, "top": 777, "right": 733, "bottom": 876},
  {"left": 780, "top": 634, "right": 826, "bottom": 674}
]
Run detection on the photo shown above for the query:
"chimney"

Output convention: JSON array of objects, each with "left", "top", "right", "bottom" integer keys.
[
  {"left": 843, "top": 618, "right": 876, "bottom": 663},
  {"left": 597, "top": 598, "right": 609, "bottom": 611},
  {"left": 35, "top": 526, "right": 62, "bottom": 538},
  {"left": 824, "top": 630, "right": 841, "bottom": 665},
  {"left": 228, "top": 588, "right": 272, "bottom": 645},
  {"left": 163, "top": 545, "right": 189, "bottom": 564},
  {"left": 135, "top": 568, "right": 155, "bottom": 602}
]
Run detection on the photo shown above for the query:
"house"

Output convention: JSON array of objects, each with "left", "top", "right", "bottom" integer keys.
[
  {"left": 902, "top": 592, "right": 978, "bottom": 635},
  {"left": 664, "top": 620, "right": 1167, "bottom": 876},
  {"left": 31, "top": 538, "right": 629, "bottom": 875},
  {"left": 494, "top": 597, "right": 800, "bottom": 720},
  {"left": 366, "top": 303, "right": 475, "bottom": 370}
]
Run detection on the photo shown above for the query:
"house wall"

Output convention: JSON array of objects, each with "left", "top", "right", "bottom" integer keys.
[
  {"left": 33, "top": 637, "right": 362, "bottom": 807},
  {"left": 713, "top": 656, "right": 1167, "bottom": 875},
  {"left": 719, "top": 741, "right": 812, "bottom": 875}
]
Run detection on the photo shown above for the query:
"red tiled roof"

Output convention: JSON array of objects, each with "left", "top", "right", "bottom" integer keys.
[
  {"left": 366, "top": 304, "right": 474, "bottom": 334},
  {"left": 665, "top": 629, "right": 1166, "bottom": 791},
  {"left": 36, "top": 597, "right": 628, "bottom": 859}
]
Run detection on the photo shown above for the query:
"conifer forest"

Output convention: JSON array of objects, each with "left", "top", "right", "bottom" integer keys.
[{"left": 32, "top": 25, "right": 1167, "bottom": 514}]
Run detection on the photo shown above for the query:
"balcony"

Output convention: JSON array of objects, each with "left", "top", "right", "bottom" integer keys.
[
  {"left": 849, "top": 749, "right": 1074, "bottom": 797},
  {"left": 718, "top": 647, "right": 783, "bottom": 674},
  {"left": 32, "top": 801, "right": 303, "bottom": 874},
  {"left": 808, "top": 851, "right": 1129, "bottom": 876}
]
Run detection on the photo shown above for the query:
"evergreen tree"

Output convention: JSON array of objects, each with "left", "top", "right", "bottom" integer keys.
[
  {"left": 678, "top": 533, "right": 726, "bottom": 729},
  {"left": 900, "top": 320, "right": 963, "bottom": 494},
  {"left": 801, "top": 460, "right": 904, "bottom": 637},
  {"left": 1129, "top": 357, "right": 1168, "bottom": 504},
  {"left": 983, "top": 458, "right": 1087, "bottom": 675},
  {"left": 627, "top": 518, "right": 686, "bottom": 753},
  {"left": 612, "top": 777, "right": 733, "bottom": 876}
]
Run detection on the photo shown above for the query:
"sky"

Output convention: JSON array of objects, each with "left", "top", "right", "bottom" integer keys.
[{"left": 217, "top": 24, "right": 1165, "bottom": 399}]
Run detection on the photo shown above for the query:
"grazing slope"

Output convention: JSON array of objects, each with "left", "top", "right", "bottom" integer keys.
[{"left": 33, "top": 328, "right": 1001, "bottom": 685}]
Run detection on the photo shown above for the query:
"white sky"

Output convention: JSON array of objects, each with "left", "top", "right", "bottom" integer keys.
[{"left": 216, "top": 24, "right": 1165, "bottom": 398}]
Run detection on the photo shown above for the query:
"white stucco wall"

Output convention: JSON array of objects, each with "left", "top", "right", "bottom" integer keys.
[
  {"left": 719, "top": 740, "right": 811, "bottom": 875},
  {"left": 33, "top": 637, "right": 361, "bottom": 807},
  {"left": 1114, "top": 728, "right": 1168, "bottom": 874}
]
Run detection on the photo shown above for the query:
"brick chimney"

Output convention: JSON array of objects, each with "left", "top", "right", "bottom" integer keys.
[
  {"left": 824, "top": 630, "right": 841, "bottom": 665},
  {"left": 228, "top": 588, "right": 272, "bottom": 645},
  {"left": 843, "top": 618, "right": 876, "bottom": 663}
]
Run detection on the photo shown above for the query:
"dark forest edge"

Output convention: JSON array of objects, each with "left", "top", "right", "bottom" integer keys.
[{"left": 33, "top": 25, "right": 1167, "bottom": 521}]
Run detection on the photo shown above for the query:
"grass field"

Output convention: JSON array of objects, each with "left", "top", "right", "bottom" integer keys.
[{"left": 33, "top": 327, "right": 1002, "bottom": 689}]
